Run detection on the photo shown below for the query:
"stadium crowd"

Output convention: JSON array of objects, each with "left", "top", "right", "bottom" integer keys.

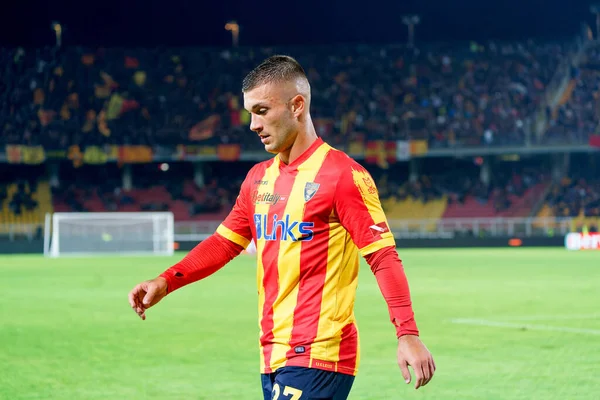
[
  {"left": 544, "top": 45, "right": 600, "bottom": 145},
  {"left": 0, "top": 40, "right": 571, "bottom": 151},
  {"left": 546, "top": 176, "right": 600, "bottom": 218}
]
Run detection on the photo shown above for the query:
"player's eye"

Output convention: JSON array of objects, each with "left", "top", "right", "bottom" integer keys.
[{"left": 257, "top": 108, "right": 267, "bottom": 115}]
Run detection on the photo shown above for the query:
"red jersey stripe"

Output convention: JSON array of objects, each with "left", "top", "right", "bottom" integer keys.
[{"left": 337, "top": 322, "right": 359, "bottom": 375}]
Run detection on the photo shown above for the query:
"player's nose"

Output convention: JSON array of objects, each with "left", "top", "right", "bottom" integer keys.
[{"left": 250, "top": 115, "right": 263, "bottom": 133}]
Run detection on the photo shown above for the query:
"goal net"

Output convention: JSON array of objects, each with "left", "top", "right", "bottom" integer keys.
[{"left": 44, "top": 212, "right": 174, "bottom": 257}]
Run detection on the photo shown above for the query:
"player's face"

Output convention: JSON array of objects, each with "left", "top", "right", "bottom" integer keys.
[{"left": 243, "top": 82, "right": 299, "bottom": 155}]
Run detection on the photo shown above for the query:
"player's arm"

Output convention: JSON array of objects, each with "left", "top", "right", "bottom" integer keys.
[
  {"left": 363, "top": 246, "right": 418, "bottom": 336},
  {"left": 333, "top": 164, "right": 417, "bottom": 336},
  {"left": 158, "top": 174, "right": 254, "bottom": 293},
  {"left": 128, "top": 171, "right": 254, "bottom": 319},
  {"left": 333, "top": 163, "right": 435, "bottom": 389}
]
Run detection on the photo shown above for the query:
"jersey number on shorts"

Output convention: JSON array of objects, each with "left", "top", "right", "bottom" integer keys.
[{"left": 273, "top": 383, "right": 303, "bottom": 400}]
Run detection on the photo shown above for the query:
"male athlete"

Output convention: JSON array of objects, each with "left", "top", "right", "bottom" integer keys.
[{"left": 129, "top": 55, "right": 436, "bottom": 399}]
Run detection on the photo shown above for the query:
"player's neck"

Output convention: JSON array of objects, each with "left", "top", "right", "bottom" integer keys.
[{"left": 279, "top": 126, "right": 318, "bottom": 165}]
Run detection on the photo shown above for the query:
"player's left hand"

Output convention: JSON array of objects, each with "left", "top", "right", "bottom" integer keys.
[{"left": 397, "top": 334, "right": 436, "bottom": 389}]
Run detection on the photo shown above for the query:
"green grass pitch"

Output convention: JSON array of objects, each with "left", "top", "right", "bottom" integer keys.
[{"left": 1, "top": 248, "right": 599, "bottom": 399}]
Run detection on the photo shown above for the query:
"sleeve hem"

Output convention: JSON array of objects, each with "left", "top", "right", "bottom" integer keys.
[
  {"left": 359, "top": 236, "right": 396, "bottom": 256},
  {"left": 216, "top": 224, "right": 251, "bottom": 248}
]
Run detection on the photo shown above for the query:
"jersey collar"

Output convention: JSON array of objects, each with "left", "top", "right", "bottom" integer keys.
[{"left": 278, "top": 137, "right": 324, "bottom": 171}]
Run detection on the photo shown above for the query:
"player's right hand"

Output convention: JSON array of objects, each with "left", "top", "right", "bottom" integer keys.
[{"left": 128, "top": 277, "right": 168, "bottom": 320}]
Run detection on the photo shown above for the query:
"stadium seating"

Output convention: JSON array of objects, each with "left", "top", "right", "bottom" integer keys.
[
  {"left": 442, "top": 181, "right": 547, "bottom": 219},
  {"left": 0, "top": 181, "right": 52, "bottom": 236},
  {"left": 51, "top": 180, "right": 230, "bottom": 221},
  {"left": 383, "top": 196, "right": 448, "bottom": 220},
  {"left": 382, "top": 196, "right": 448, "bottom": 232}
]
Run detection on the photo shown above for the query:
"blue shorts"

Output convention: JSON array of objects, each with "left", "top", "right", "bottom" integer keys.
[{"left": 261, "top": 366, "right": 355, "bottom": 400}]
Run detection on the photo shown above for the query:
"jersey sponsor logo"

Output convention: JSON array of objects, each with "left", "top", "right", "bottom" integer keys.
[
  {"left": 294, "top": 346, "right": 305, "bottom": 354},
  {"left": 254, "top": 180, "right": 268, "bottom": 185},
  {"left": 254, "top": 213, "right": 314, "bottom": 241},
  {"left": 252, "top": 191, "right": 286, "bottom": 205},
  {"left": 304, "top": 182, "right": 320, "bottom": 202}
]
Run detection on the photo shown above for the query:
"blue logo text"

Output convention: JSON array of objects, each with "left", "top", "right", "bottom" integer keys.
[{"left": 254, "top": 214, "right": 314, "bottom": 241}]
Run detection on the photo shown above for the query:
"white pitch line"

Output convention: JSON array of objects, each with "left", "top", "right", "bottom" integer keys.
[
  {"left": 450, "top": 318, "right": 600, "bottom": 335},
  {"left": 494, "top": 314, "right": 600, "bottom": 322}
]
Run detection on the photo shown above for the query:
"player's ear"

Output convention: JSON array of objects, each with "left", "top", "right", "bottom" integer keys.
[{"left": 290, "top": 94, "right": 305, "bottom": 118}]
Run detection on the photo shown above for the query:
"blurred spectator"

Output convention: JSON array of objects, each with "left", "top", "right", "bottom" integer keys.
[{"left": 546, "top": 176, "right": 600, "bottom": 217}]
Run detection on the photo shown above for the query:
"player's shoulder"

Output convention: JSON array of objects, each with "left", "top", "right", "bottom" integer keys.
[
  {"left": 323, "top": 143, "right": 377, "bottom": 195},
  {"left": 245, "top": 157, "right": 277, "bottom": 180},
  {"left": 324, "top": 143, "right": 370, "bottom": 174}
]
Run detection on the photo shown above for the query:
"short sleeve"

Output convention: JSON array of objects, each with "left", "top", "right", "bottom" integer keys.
[
  {"left": 334, "top": 163, "right": 396, "bottom": 256},
  {"left": 216, "top": 170, "right": 254, "bottom": 249}
]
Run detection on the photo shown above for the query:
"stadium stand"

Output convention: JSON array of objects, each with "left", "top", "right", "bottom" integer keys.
[
  {"left": 543, "top": 176, "right": 600, "bottom": 218},
  {"left": 0, "top": 38, "right": 592, "bottom": 229},
  {"left": 51, "top": 179, "right": 232, "bottom": 221},
  {"left": 0, "top": 179, "right": 51, "bottom": 236},
  {"left": 0, "top": 40, "right": 574, "bottom": 151},
  {"left": 544, "top": 43, "right": 600, "bottom": 144},
  {"left": 49, "top": 161, "right": 237, "bottom": 221},
  {"left": 41, "top": 152, "right": 554, "bottom": 223},
  {"left": 442, "top": 181, "right": 547, "bottom": 219},
  {"left": 536, "top": 203, "right": 554, "bottom": 218}
]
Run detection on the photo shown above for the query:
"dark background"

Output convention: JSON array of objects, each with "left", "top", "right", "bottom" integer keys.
[{"left": 0, "top": 0, "right": 596, "bottom": 47}]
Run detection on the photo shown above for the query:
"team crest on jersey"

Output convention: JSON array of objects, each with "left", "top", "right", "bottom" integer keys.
[
  {"left": 362, "top": 176, "right": 377, "bottom": 194},
  {"left": 304, "top": 182, "right": 320, "bottom": 202}
]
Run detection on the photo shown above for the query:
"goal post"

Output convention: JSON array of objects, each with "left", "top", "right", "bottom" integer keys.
[{"left": 44, "top": 212, "right": 174, "bottom": 257}]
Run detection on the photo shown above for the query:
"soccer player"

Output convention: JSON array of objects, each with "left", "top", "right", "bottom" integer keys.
[{"left": 128, "top": 55, "right": 436, "bottom": 399}]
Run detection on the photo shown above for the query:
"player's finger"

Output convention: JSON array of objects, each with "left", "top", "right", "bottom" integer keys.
[
  {"left": 428, "top": 357, "right": 436, "bottom": 381},
  {"left": 130, "top": 284, "right": 146, "bottom": 305},
  {"left": 398, "top": 359, "right": 411, "bottom": 384},
  {"left": 421, "top": 360, "right": 432, "bottom": 387},
  {"left": 128, "top": 288, "right": 138, "bottom": 309},
  {"left": 413, "top": 362, "right": 425, "bottom": 389},
  {"left": 142, "top": 284, "right": 156, "bottom": 306}
]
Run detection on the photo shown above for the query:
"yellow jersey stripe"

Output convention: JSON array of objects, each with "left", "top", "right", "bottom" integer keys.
[
  {"left": 216, "top": 224, "right": 251, "bottom": 248},
  {"left": 359, "top": 236, "right": 396, "bottom": 256}
]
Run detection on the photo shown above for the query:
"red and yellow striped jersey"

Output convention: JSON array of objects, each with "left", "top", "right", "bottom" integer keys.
[{"left": 216, "top": 138, "right": 396, "bottom": 376}]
